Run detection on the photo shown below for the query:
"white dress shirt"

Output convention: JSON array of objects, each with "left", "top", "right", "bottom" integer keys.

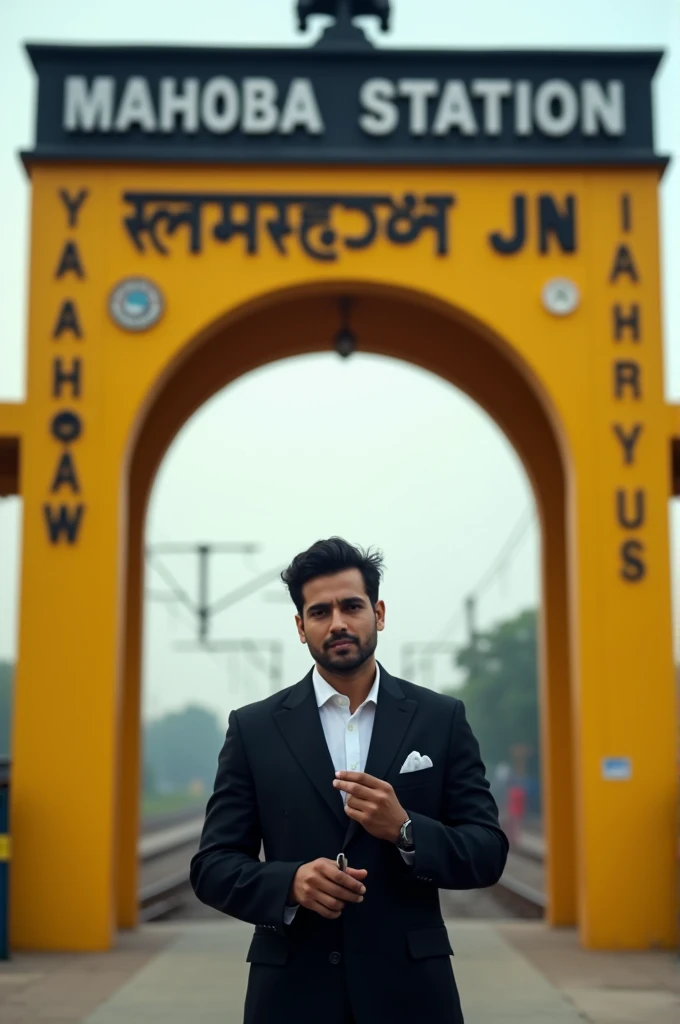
[
  {"left": 283, "top": 663, "right": 413, "bottom": 925},
  {"left": 313, "top": 661, "right": 381, "bottom": 781}
]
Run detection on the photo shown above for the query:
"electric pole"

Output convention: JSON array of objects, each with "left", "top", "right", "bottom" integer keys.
[{"left": 145, "top": 541, "right": 288, "bottom": 693}]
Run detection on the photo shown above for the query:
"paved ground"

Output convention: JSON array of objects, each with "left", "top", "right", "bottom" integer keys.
[
  {"left": 499, "top": 922, "right": 680, "bottom": 1024},
  {"left": 1, "top": 919, "right": 678, "bottom": 1023}
]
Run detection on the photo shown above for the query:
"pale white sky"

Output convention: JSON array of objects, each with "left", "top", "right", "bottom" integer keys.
[
  {"left": 142, "top": 354, "right": 537, "bottom": 722},
  {"left": 0, "top": 1, "right": 678, "bottom": 727}
]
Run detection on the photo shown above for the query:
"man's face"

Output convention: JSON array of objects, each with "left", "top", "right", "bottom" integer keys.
[{"left": 296, "top": 568, "right": 385, "bottom": 674}]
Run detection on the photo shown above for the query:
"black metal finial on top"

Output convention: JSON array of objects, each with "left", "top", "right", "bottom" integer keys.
[{"left": 297, "top": 0, "right": 391, "bottom": 49}]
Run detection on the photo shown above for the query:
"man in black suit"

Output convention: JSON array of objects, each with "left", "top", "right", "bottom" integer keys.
[{"left": 191, "top": 538, "right": 508, "bottom": 1024}]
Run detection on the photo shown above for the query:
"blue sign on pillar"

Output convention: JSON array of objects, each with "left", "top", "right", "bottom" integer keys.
[{"left": 602, "top": 756, "right": 633, "bottom": 781}]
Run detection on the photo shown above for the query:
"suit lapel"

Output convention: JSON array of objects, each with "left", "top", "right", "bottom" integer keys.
[
  {"left": 342, "top": 667, "right": 418, "bottom": 851},
  {"left": 273, "top": 670, "right": 347, "bottom": 830}
]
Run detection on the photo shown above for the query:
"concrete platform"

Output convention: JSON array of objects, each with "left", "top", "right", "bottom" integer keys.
[{"left": 0, "top": 920, "right": 678, "bottom": 1023}]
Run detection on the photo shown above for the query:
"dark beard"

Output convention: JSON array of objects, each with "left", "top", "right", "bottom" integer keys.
[{"left": 308, "top": 627, "right": 378, "bottom": 675}]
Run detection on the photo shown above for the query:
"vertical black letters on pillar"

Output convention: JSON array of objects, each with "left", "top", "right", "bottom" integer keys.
[
  {"left": 614, "top": 362, "right": 641, "bottom": 400},
  {"left": 49, "top": 452, "right": 81, "bottom": 494},
  {"left": 52, "top": 300, "right": 83, "bottom": 340},
  {"left": 612, "top": 193, "right": 646, "bottom": 583},
  {"left": 48, "top": 188, "right": 88, "bottom": 545},
  {"left": 609, "top": 244, "right": 639, "bottom": 283},
  {"left": 613, "top": 304, "right": 641, "bottom": 342},
  {"left": 612, "top": 423, "right": 642, "bottom": 464},
  {"left": 59, "top": 189, "right": 89, "bottom": 228},
  {"left": 616, "top": 489, "right": 646, "bottom": 529},
  {"left": 619, "top": 540, "right": 646, "bottom": 582},
  {"left": 43, "top": 503, "right": 85, "bottom": 544},
  {"left": 52, "top": 358, "right": 82, "bottom": 399},
  {"left": 55, "top": 241, "right": 85, "bottom": 280}
]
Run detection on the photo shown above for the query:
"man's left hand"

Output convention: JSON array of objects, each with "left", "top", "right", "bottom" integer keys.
[{"left": 333, "top": 771, "right": 407, "bottom": 843}]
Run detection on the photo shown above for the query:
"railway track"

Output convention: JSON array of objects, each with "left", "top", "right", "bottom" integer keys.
[
  {"left": 489, "top": 830, "right": 545, "bottom": 918},
  {"left": 138, "top": 812, "right": 546, "bottom": 922},
  {"left": 138, "top": 812, "right": 202, "bottom": 921},
  {"left": 488, "top": 854, "right": 545, "bottom": 918}
]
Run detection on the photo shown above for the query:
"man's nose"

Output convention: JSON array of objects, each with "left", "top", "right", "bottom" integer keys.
[{"left": 330, "top": 608, "right": 349, "bottom": 632}]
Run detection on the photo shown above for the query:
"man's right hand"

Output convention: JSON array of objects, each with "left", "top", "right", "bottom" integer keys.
[{"left": 289, "top": 858, "right": 367, "bottom": 920}]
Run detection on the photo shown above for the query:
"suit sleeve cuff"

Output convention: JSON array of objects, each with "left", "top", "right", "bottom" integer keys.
[
  {"left": 283, "top": 903, "right": 300, "bottom": 925},
  {"left": 397, "top": 846, "right": 415, "bottom": 865}
]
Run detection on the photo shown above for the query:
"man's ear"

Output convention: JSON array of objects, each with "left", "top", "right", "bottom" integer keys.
[
  {"left": 375, "top": 599, "right": 386, "bottom": 632},
  {"left": 295, "top": 613, "right": 307, "bottom": 644}
]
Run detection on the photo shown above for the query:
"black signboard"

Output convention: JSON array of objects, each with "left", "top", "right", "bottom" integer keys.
[{"left": 23, "top": 43, "right": 665, "bottom": 168}]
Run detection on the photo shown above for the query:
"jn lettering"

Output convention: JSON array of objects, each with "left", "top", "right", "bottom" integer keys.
[{"left": 489, "top": 193, "right": 577, "bottom": 255}]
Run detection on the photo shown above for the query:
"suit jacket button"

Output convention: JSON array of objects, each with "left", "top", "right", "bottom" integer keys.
[{"left": 329, "top": 951, "right": 342, "bottom": 965}]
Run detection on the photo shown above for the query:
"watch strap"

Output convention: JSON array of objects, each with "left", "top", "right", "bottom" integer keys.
[{"left": 397, "top": 817, "right": 414, "bottom": 849}]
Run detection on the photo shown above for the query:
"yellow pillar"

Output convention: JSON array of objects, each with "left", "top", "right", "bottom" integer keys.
[
  {"left": 570, "top": 174, "right": 678, "bottom": 948},
  {"left": 116, "top": 460, "right": 149, "bottom": 933},
  {"left": 11, "top": 465, "right": 124, "bottom": 949},
  {"left": 540, "top": 487, "right": 578, "bottom": 927},
  {"left": 115, "top": 479, "right": 144, "bottom": 930},
  {"left": 9, "top": 174, "right": 124, "bottom": 950}
]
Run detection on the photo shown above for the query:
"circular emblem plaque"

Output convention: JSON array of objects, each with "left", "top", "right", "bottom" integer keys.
[
  {"left": 108, "top": 277, "right": 164, "bottom": 332},
  {"left": 541, "top": 278, "right": 580, "bottom": 317}
]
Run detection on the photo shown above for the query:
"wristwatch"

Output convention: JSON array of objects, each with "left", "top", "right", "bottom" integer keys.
[{"left": 396, "top": 817, "right": 414, "bottom": 850}]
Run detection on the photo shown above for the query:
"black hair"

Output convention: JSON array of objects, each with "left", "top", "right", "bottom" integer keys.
[{"left": 281, "top": 537, "right": 384, "bottom": 615}]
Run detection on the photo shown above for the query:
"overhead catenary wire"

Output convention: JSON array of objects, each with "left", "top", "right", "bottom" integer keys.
[
  {"left": 147, "top": 553, "right": 196, "bottom": 613},
  {"left": 151, "top": 589, "right": 225, "bottom": 674},
  {"left": 146, "top": 551, "right": 226, "bottom": 673},
  {"left": 427, "top": 505, "right": 538, "bottom": 652},
  {"left": 472, "top": 506, "right": 536, "bottom": 602},
  {"left": 402, "top": 506, "right": 537, "bottom": 687},
  {"left": 145, "top": 544, "right": 287, "bottom": 681}
]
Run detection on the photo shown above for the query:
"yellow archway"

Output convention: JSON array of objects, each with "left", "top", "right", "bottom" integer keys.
[{"left": 1, "top": 31, "right": 678, "bottom": 953}]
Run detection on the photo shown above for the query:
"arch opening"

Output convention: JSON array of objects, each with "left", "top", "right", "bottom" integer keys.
[{"left": 118, "top": 283, "right": 576, "bottom": 931}]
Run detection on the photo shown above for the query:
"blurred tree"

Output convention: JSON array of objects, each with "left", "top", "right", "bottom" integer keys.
[
  {"left": 143, "top": 704, "right": 224, "bottom": 793},
  {"left": 443, "top": 609, "right": 540, "bottom": 783},
  {"left": 0, "top": 662, "right": 12, "bottom": 757},
  {"left": 142, "top": 757, "right": 157, "bottom": 796}
]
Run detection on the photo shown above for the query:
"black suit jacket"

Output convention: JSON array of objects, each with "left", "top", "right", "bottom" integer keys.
[{"left": 190, "top": 666, "right": 508, "bottom": 1024}]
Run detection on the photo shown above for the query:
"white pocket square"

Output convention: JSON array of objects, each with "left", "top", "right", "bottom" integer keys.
[{"left": 399, "top": 751, "right": 434, "bottom": 774}]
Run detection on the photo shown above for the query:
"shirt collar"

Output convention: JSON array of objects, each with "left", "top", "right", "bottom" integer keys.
[{"left": 312, "top": 662, "right": 380, "bottom": 709}]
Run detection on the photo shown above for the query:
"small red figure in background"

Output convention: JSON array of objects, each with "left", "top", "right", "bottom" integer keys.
[{"left": 505, "top": 783, "right": 526, "bottom": 847}]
